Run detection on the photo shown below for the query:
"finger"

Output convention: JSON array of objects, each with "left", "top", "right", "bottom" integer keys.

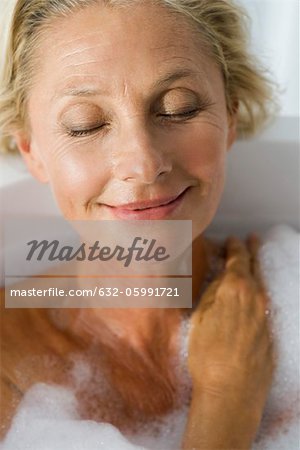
[
  {"left": 224, "top": 236, "right": 251, "bottom": 275},
  {"left": 247, "top": 233, "right": 267, "bottom": 293}
]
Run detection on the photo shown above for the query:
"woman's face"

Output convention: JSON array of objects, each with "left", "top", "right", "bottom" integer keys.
[{"left": 19, "top": 2, "right": 237, "bottom": 237}]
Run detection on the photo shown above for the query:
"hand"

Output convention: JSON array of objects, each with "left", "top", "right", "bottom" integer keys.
[{"left": 188, "top": 234, "right": 275, "bottom": 414}]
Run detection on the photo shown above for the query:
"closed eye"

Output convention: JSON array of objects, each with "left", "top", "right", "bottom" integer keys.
[
  {"left": 158, "top": 108, "right": 200, "bottom": 119},
  {"left": 66, "top": 124, "right": 107, "bottom": 137}
]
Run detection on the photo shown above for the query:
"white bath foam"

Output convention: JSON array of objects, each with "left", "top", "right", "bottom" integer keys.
[
  {"left": 0, "top": 383, "right": 146, "bottom": 450},
  {"left": 252, "top": 224, "right": 300, "bottom": 449},
  {"left": 125, "top": 407, "right": 189, "bottom": 450},
  {"left": 1, "top": 224, "right": 299, "bottom": 450}
]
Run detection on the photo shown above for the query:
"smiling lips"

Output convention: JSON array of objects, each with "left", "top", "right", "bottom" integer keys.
[{"left": 102, "top": 187, "right": 191, "bottom": 219}]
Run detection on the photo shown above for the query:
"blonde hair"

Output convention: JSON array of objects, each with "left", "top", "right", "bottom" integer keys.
[{"left": 0, "top": 0, "right": 277, "bottom": 152}]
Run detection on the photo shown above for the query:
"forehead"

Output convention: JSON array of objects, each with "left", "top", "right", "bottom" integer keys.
[{"left": 33, "top": 2, "right": 221, "bottom": 98}]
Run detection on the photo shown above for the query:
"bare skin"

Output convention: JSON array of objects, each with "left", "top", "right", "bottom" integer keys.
[{"left": 0, "top": 235, "right": 275, "bottom": 449}]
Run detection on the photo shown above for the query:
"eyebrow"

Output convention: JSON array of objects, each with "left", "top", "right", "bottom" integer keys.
[
  {"left": 153, "top": 68, "right": 201, "bottom": 89},
  {"left": 55, "top": 68, "right": 202, "bottom": 99}
]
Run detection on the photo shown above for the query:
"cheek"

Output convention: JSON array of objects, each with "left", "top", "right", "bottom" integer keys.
[
  {"left": 175, "top": 126, "right": 227, "bottom": 182},
  {"left": 34, "top": 134, "right": 111, "bottom": 209},
  {"left": 51, "top": 160, "right": 96, "bottom": 207}
]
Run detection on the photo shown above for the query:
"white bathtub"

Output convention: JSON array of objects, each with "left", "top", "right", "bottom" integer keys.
[{"left": 0, "top": 116, "right": 299, "bottom": 285}]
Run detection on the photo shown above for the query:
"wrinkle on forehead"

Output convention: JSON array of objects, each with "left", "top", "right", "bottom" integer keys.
[
  {"left": 122, "top": 82, "right": 128, "bottom": 97},
  {"left": 63, "top": 61, "right": 99, "bottom": 67},
  {"left": 60, "top": 44, "right": 107, "bottom": 62}
]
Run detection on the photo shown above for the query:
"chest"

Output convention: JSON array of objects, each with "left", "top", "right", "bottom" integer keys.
[{"left": 66, "top": 309, "right": 192, "bottom": 432}]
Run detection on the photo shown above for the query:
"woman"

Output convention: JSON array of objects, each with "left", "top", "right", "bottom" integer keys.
[{"left": 0, "top": 0, "right": 276, "bottom": 448}]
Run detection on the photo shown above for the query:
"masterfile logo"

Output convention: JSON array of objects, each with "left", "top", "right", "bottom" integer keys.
[
  {"left": 26, "top": 237, "right": 170, "bottom": 267},
  {"left": 4, "top": 218, "right": 192, "bottom": 309}
]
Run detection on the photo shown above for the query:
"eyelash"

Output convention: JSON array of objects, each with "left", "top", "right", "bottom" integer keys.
[
  {"left": 67, "top": 125, "right": 106, "bottom": 137},
  {"left": 158, "top": 108, "right": 200, "bottom": 120},
  {"left": 66, "top": 108, "right": 201, "bottom": 138}
]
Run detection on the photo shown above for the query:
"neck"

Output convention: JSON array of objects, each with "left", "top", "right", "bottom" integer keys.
[{"left": 68, "top": 234, "right": 209, "bottom": 351}]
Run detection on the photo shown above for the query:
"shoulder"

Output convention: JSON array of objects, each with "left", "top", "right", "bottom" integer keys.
[{"left": 0, "top": 288, "right": 82, "bottom": 438}]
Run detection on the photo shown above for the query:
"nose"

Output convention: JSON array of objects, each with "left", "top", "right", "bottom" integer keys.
[{"left": 113, "top": 125, "right": 172, "bottom": 184}]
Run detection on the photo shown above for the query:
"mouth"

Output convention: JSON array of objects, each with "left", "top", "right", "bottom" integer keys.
[{"left": 101, "top": 187, "right": 191, "bottom": 220}]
